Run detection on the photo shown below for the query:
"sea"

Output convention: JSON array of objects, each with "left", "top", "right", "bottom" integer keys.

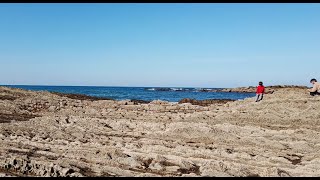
[{"left": 3, "top": 85, "right": 256, "bottom": 102}]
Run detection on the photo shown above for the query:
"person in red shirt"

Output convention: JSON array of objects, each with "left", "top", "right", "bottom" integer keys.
[{"left": 256, "top": 81, "right": 265, "bottom": 102}]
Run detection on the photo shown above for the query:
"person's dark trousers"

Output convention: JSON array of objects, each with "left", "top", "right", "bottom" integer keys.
[
  {"left": 310, "top": 91, "right": 320, "bottom": 96},
  {"left": 256, "top": 93, "right": 263, "bottom": 102}
]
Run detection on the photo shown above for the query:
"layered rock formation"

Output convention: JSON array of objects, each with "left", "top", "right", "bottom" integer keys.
[
  {"left": 219, "top": 85, "right": 308, "bottom": 93},
  {"left": 1, "top": 85, "right": 320, "bottom": 177},
  {"left": 178, "top": 98, "right": 235, "bottom": 106}
]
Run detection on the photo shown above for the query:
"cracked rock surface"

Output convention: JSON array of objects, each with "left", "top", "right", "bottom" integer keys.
[{"left": 0, "top": 86, "right": 320, "bottom": 177}]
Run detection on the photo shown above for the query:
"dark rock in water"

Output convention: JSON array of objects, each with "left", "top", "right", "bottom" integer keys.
[
  {"left": 156, "top": 88, "right": 171, "bottom": 91},
  {"left": 197, "top": 88, "right": 219, "bottom": 92},
  {"left": 179, "top": 98, "right": 235, "bottom": 106},
  {"left": 130, "top": 99, "right": 151, "bottom": 105}
]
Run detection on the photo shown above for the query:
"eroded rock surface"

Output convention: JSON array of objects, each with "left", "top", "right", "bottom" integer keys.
[
  {"left": 219, "top": 85, "right": 308, "bottom": 93},
  {"left": 0, "top": 86, "right": 320, "bottom": 177},
  {"left": 179, "top": 98, "right": 235, "bottom": 106}
]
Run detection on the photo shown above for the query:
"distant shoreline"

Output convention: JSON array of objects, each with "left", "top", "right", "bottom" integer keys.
[
  {"left": 1, "top": 84, "right": 308, "bottom": 94},
  {"left": 0, "top": 85, "right": 236, "bottom": 106},
  {"left": 1, "top": 84, "right": 228, "bottom": 89},
  {"left": 0, "top": 85, "right": 308, "bottom": 106}
]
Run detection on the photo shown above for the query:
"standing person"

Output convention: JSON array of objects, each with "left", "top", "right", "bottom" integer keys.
[
  {"left": 256, "top": 81, "right": 265, "bottom": 102},
  {"left": 308, "top": 79, "right": 320, "bottom": 96}
]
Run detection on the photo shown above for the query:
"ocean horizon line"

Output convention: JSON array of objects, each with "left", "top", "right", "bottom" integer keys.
[{"left": 1, "top": 84, "right": 229, "bottom": 89}]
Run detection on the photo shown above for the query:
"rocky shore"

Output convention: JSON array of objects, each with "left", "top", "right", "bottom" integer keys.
[
  {"left": 197, "top": 85, "right": 308, "bottom": 94},
  {"left": 1, "top": 85, "right": 320, "bottom": 177}
]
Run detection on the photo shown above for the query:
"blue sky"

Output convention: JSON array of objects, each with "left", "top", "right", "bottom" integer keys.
[{"left": 0, "top": 3, "right": 319, "bottom": 88}]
